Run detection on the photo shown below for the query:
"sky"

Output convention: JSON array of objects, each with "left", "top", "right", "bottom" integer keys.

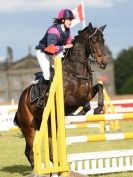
[{"left": 0, "top": 0, "right": 133, "bottom": 61}]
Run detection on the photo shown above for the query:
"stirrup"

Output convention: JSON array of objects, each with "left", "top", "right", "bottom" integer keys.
[{"left": 37, "top": 97, "right": 45, "bottom": 108}]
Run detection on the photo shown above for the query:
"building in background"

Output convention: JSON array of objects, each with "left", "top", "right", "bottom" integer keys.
[
  {"left": 92, "top": 46, "right": 115, "bottom": 95},
  {"left": 0, "top": 47, "right": 40, "bottom": 103},
  {"left": 0, "top": 46, "right": 115, "bottom": 104}
]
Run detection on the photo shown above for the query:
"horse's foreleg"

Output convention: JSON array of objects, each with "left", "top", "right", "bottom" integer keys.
[
  {"left": 77, "top": 83, "right": 104, "bottom": 115},
  {"left": 65, "top": 105, "right": 81, "bottom": 115},
  {"left": 77, "top": 102, "right": 91, "bottom": 115},
  {"left": 93, "top": 83, "right": 104, "bottom": 114}
]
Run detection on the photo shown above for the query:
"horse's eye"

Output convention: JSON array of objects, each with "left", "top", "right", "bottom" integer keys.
[
  {"left": 92, "top": 38, "right": 97, "bottom": 43},
  {"left": 99, "top": 38, "right": 104, "bottom": 44}
]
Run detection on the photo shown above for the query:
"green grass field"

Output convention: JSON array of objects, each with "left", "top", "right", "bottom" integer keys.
[
  {"left": 0, "top": 131, "right": 31, "bottom": 177},
  {"left": 1, "top": 120, "right": 133, "bottom": 177}
]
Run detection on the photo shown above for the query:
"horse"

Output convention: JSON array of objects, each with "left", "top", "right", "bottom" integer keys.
[{"left": 14, "top": 23, "right": 108, "bottom": 169}]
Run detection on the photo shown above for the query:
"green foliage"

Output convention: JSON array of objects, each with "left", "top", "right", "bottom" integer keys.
[
  {"left": 114, "top": 47, "right": 133, "bottom": 94},
  {"left": 121, "top": 76, "right": 133, "bottom": 94}
]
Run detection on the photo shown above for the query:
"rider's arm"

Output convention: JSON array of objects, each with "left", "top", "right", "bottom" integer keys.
[
  {"left": 66, "top": 33, "right": 72, "bottom": 44},
  {"left": 46, "top": 27, "right": 73, "bottom": 53},
  {"left": 63, "top": 33, "right": 73, "bottom": 49},
  {"left": 47, "top": 27, "right": 63, "bottom": 53}
]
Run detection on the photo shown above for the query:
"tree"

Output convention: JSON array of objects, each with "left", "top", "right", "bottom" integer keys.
[
  {"left": 114, "top": 47, "right": 133, "bottom": 94},
  {"left": 121, "top": 76, "right": 133, "bottom": 94}
]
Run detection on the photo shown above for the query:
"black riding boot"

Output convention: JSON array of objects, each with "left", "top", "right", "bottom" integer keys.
[{"left": 37, "top": 79, "right": 49, "bottom": 108}]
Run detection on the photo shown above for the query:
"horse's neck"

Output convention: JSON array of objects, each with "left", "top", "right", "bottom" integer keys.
[
  {"left": 63, "top": 42, "right": 88, "bottom": 76},
  {"left": 70, "top": 42, "right": 86, "bottom": 60}
]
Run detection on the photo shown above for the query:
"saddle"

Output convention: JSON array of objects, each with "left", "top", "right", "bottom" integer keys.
[
  {"left": 30, "top": 68, "right": 54, "bottom": 105},
  {"left": 30, "top": 72, "right": 44, "bottom": 103}
]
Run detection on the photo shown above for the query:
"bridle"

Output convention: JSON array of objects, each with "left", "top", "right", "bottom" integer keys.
[
  {"left": 88, "top": 28, "right": 106, "bottom": 69},
  {"left": 62, "top": 27, "right": 106, "bottom": 80}
]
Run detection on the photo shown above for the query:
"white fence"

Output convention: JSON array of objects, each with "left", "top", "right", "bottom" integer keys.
[
  {"left": 68, "top": 149, "right": 133, "bottom": 175},
  {"left": 0, "top": 99, "right": 133, "bottom": 131},
  {"left": 0, "top": 105, "right": 17, "bottom": 131}
]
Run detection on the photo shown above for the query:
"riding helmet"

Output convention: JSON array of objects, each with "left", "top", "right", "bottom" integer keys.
[{"left": 57, "top": 9, "right": 75, "bottom": 20}]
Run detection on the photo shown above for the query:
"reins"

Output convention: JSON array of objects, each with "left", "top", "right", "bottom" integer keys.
[
  {"left": 62, "top": 49, "right": 94, "bottom": 81},
  {"left": 60, "top": 27, "right": 106, "bottom": 80}
]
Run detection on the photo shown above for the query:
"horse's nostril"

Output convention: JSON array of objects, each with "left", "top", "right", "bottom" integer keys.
[
  {"left": 99, "top": 53, "right": 105, "bottom": 57},
  {"left": 98, "top": 55, "right": 102, "bottom": 57}
]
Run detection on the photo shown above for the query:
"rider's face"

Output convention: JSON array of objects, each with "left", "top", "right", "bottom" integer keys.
[{"left": 64, "top": 19, "right": 73, "bottom": 28}]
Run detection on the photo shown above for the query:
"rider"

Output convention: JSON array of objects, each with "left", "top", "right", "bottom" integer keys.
[{"left": 35, "top": 9, "right": 74, "bottom": 107}]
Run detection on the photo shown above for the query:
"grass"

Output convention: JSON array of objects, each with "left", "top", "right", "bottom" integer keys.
[
  {"left": 1, "top": 120, "right": 133, "bottom": 177},
  {"left": 0, "top": 131, "right": 31, "bottom": 177}
]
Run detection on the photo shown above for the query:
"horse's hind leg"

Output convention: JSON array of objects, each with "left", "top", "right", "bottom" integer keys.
[
  {"left": 92, "top": 83, "right": 104, "bottom": 114},
  {"left": 22, "top": 127, "right": 35, "bottom": 169}
]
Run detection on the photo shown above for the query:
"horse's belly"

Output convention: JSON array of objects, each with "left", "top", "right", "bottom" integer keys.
[{"left": 65, "top": 94, "right": 87, "bottom": 106}]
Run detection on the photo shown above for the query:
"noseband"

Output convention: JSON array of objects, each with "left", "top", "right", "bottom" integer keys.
[{"left": 88, "top": 28, "right": 106, "bottom": 69}]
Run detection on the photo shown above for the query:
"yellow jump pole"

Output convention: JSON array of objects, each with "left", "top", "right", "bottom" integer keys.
[
  {"left": 55, "top": 57, "right": 69, "bottom": 176},
  {"left": 99, "top": 80, "right": 120, "bottom": 132}
]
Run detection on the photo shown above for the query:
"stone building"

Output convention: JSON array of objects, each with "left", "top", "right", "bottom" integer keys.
[
  {"left": 0, "top": 47, "right": 40, "bottom": 103},
  {"left": 0, "top": 46, "right": 115, "bottom": 104}
]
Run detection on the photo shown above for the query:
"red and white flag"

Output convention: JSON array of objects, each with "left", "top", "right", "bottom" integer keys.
[{"left": 71, "top": 2, "right": 85, "bottom": 28}]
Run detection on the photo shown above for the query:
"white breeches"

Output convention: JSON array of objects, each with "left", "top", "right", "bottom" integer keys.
[
  {"left": 36, "top": 49, "right": 64, "bottom": 80},
  {"left": 36, "top": 50, "right": 52, "bottom": 80}
]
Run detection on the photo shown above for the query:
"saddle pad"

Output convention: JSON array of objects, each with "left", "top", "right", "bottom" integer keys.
[{"left": 30, "top": 84, "right": 40, "bottom": 103}]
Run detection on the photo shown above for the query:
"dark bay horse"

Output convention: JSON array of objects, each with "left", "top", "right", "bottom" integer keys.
[{"left": 14, "top": 23, "right": 108, "bottom": 169}]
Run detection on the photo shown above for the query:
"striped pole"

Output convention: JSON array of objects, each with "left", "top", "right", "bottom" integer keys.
[
  {"left": 66, "top": 123, "right": 100, "bottom": 129},
  {"left": 66, "top": 132, "right": 133, "bottom": 144},
  {"left": 66, "top": 123, "right": 104, "bottom": 133},
  {"left": 65, "top": 113, "right": 133, "bottom": 124}
]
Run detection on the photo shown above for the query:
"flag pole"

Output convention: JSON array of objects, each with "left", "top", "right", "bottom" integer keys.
[{"left": 82, "top": 1, "right": 85, "bottom": 29}]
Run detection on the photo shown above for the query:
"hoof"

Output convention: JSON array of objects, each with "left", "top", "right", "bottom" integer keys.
[{"left": 94, "top": 107, "right": 103, "bottom": 114}]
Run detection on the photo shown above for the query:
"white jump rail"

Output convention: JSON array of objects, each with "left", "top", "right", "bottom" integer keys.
[
  {"left": 66, "top": 123, "right": 100, "bottom": 129},
  {"left": 67, "top": 149, "right": 133, "bottom": 175},
  {"left": 66, "top": 132, "right": 133, "bottom": 145},
  {"left": 65, "top": 113, "right": 133, "bottom": 124}
]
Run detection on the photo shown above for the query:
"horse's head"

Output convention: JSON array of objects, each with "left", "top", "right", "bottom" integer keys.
[
  {"left": 88, "top": 23, "right": 108, "bottom": 69},
  {"left": 77, "top": 23, "right": 108, "bottom": 69}
]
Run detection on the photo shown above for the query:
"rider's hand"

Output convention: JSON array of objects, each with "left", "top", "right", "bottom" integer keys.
[{"left": 63, "top": 44, "right": 73, "bottom": 49}]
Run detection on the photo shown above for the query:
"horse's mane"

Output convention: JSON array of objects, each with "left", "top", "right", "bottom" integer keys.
[
  {"left": 63, "top": 25, "right": 91, "bottom": 58},
  {"left": 74, "top": 26, "right": 89, "bottom": 40},
  {"left": 63, "top": 23, "right": 103, "bottom": 59}
]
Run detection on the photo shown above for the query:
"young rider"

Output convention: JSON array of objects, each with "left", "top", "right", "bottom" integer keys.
[{"left": 35, "top": 9, "right": 74, "bottom": 107}]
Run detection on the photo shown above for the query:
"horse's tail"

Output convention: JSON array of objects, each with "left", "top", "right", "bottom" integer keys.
[{"left": 14, "top": 112, "right": 20, "bottom": 127}]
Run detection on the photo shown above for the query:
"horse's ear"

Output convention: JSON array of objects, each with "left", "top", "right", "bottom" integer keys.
[
  {"left": 88, "top": 23, "right": 93, "bottom": 29},
  {"left": 99, "top": 25, "right": 106, "bottom": 32}
]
